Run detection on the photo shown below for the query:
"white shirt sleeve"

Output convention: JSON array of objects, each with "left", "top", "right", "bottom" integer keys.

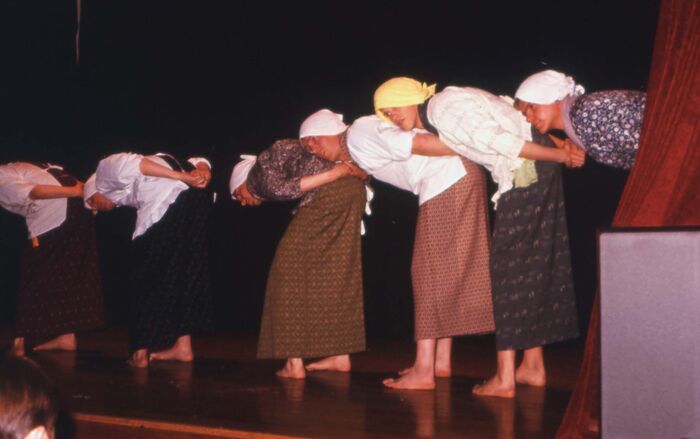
[
  {"left": 0, "top": 165, "right": 35, "bottom": 210},
  {"left": 376, "top": 123, "right": 415, "bottom": 161}
]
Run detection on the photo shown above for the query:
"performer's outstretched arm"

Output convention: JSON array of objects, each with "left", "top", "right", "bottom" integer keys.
[
  {"left": 139, "top": 157, "right": 206, "bottom": 187},
  {"left": 29, "top": 182, "right": 84, "bottom": 199},
  {"left": 299, "top": 163, "right": 366, "bottom": 193},
  {"left": 411, "top": 134, "right": 458, "bottom": 157}
]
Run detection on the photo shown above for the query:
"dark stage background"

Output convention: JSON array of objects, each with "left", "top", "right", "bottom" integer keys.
[{"left": 0, "top": 1, "right": 657, "bottom": 339}]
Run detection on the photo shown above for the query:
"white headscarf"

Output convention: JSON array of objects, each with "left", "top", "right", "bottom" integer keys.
[
  {"left": 229, "top": 154, "right": 257, "bottom": 196},
  {"left": 299, "top": 109, "right": 347, "bottom": 139},
  {"left": 515, "top": 70, "right": 585, "bottom": 105},
  {"left": 83, "top": 173, "right": 98, "bottom": 209}
]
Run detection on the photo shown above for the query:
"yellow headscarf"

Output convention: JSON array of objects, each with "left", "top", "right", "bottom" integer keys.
[{"left": 374, "top": 77, "right": 437, "bottom": 122}]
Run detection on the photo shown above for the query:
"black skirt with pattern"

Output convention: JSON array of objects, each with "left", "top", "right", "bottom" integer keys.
[
  {"left": 129, "top": 188, "right": 214, "bottom": 352},
  {"left": 16, "top": 195, "right": 106, "bottom": 339},
  {"left": 490, "top": 130, "right": 579, "bottom": 350}
]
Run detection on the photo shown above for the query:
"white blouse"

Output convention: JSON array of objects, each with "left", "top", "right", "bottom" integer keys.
[
  {"left": 94, "top": 153, "right": 210, "bottom": 239},
  {"left": 347, "top": 115, "right": 466, "bottom": 205},
  {"left": 0, "top": 162, "right": 67, "bottom": 239},
  {"left": 427, "top": 86, "right": 532, "bottom": 204}
]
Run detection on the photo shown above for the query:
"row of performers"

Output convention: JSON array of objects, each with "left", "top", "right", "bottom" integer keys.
[{"left": 0, "top": 71, "right": 644, "bottom": 396}]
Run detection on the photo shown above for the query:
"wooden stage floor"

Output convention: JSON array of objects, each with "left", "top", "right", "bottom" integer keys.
[{"left": 1, "top": 328, "right": 582, "bottom": 438}]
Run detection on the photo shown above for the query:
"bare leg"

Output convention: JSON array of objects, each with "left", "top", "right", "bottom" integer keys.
[
  {"left": 473, "top": 349, "right": 516, "bottom": 398},
  {"left": 128, "top": 348, "right": 149, "bottom": 368},
  {"left": 434, "top": 337, "right": 452, "bottom": 377},
  {"left": 515, "top": 346, "right": 546, "bottom": 387},
  {"left": 10, "top": 337, "right": 25, "bottom": 357},
  {"left": 149, "top": 335, "right": 194, "bottom": 363},
  {"left": 305, "top": 354, "right": 351, "bottom": 372},
  {"left": 383, "top": 338, "right": 436, "bottom": 390},
  {"left": 276, "top": 358, "right": 306, "bottom": 379},
  {"left": 34, "top": 333, "right": 77, "bottom": 352}
]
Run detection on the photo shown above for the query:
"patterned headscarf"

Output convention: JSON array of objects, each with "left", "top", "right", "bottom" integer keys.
[
  {"left": 374, "top": 77, "right": 436, "bottom": 122},
  {"left": 515, "top": 70, "right": 585, "bottom": 105}
]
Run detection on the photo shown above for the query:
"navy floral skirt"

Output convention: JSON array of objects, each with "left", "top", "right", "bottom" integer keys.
[{"left": 490, "top": 132, "right": 579, "bottom": 350}]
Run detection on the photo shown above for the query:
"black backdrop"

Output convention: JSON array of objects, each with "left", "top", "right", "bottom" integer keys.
[{"left": 0, "top": 0, "right": 657, "bottom": 338}]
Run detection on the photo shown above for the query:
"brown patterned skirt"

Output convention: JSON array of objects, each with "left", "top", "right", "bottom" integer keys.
[
  {"left": 16, "top": 197, "right": 106, "bottom": 339},
  {"left": 411, "top": 159, "right": 494, "bottom": 340},
  {"left": 257, "top": 177, "right": 366, "bottom": 359}
]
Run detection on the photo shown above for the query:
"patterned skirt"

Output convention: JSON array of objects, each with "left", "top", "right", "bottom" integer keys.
[
  {"left": 129, "top": 189, "right": 214, "bottom": 352},
  {"left": 411, "top": 158, "right": 495, "bottom": 340},
  {"left": 16, "top": 197, "right": 106, "bottom": 339},
  {"left": 491, "top": 132, "right": 579, "bottom": 350},
  {"left": 257, "top": 177, "right": 366, "bottom": 359}
]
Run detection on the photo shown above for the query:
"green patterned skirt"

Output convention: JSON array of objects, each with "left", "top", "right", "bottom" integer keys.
[{"left": 257, "top": 177, "right": 366, "bottom": 359}]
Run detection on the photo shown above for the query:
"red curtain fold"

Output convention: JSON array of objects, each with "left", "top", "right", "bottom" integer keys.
[
  {"left": 557, "top": 0, "right": 700, "bottom": 437},
  {"left": 614, "top": 0, "right": 700, "bottom": 227}
]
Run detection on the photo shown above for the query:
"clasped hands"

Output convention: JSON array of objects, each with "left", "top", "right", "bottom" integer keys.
[
  {"left": 336, "top": 161, "right": 369, "bottom": 180},
  {"left": 551, "top": 135, "right": 586, "bottom": 168}
]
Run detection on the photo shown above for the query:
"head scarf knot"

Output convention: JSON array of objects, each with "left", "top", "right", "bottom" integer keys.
[
  {"left": 374, "top": 77, "right": 436, "bottom": 122},
  {"left": 515, "top": 70, "right": 585, "bottom": 105}
]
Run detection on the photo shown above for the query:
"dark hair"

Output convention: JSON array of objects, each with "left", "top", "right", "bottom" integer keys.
[{"left": 0, "top": 356, "right": 58, "bottom": 439}]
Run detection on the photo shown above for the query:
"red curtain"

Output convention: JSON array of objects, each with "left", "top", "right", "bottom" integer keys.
[{"left": 557, "top": 0, "right": 700, "bottom": 436}]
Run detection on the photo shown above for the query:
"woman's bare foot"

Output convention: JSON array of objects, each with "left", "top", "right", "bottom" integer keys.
[
  {"left": 149, "top": 335, "right": 193, "bottom": 363},
  {"left": 399, "top": 365, "right": 451, "bottom": 378},
  {"left": 10, "top": 337, "right": 25, "bottom": 357},
  {"left": 383, "top": 368, "right": 435, "bottom": 390},
  {"left": 305, "top": 355, "right": 351, "bottom": 372},
  {"left": 516, "top": 347, "right": 546, "bottom": 387},
  {"left": 398, "top": 366, "right": 413, "bottom": 376},
  {"left": 434, "top": 338, "right": 452, "bottom": 378},
  {"left": 149, "top": 345, "right": 193, "bottom": 362},
  {"left": 472, "top": 375, "right": 516, "bottom": 398},
  {"left": 34, "top": 333, "right": 77, "bottom": 352},
  {"left": 276, "top": 358, "right": 305, "bottom": 379},
  {"left": 515, "top": 364, "right": 546, "bottom": 387},
  {"left": 127, "top": 349, "right": 149, "bottom": 368}
]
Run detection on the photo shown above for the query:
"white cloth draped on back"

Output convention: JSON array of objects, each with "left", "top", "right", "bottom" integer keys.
[
  {"left": 427, "top": 86, "right": 532, "bottom": 204},
  {"left": 94, "top": 153, "right": 210, "bottom": 239},
  {"left": 0, "top": 162, "right": 67, "bottom": 238}
]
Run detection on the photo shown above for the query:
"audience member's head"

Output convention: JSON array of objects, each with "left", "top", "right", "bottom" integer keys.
[{"left": 0, "top": 356, "right": 58, "bottom": 439}]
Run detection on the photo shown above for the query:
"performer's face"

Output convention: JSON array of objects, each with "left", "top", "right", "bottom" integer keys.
[
  {"left": 302, "top": 135, "right": 343, "bottom": 162},
  {"left": 86, "top": 193, "right": 115, "bottom": 211},
  {"left": 523, "top": 101, "right": 560, "bottom": 134},
  {"left": 379, "top": 105, "right": 420, "bottom": 131},
  {"left": 233, "top": 181, "right": 262, "bottom": 206}
]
